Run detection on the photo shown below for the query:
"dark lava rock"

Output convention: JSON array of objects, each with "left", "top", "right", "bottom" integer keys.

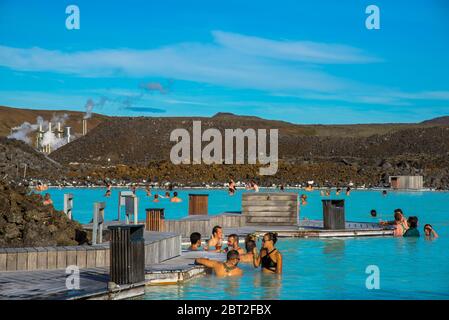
[{"left": 0, "top": 181, "right": 87, "bottom": 248}]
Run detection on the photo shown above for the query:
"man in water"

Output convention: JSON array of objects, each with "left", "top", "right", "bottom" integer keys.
[
  {"left": 42, "top": 193, "right": 53, "bottom": 206},
  {"left": 240, "top": 239, "right": 257, "bottom": 263},
  {"left": 205, "top": 225, "right": 223, "bottom": 252},
  {"left": 195, "top": 250, "right": 243, "bottom": 277},
  {"left": 188, "top": 232, "right": 202, "bottom": 251},
  {"left": 403, "top": 216, "right": 420, "bottom": 237},
  {"left": 170, "top": 191, "right": 182, "bottom": 203},
  {"left": 153, "top": 194, "right": 160, "bottom": 203},
  {"left": 370, "top": 209, "right": 377, "bottom": 218},
  {"left": 336, "top": 188, "right": 341, "bottom": 195},
  {"left": 228, "top": 179, "right": 236, "bottom": 196},
  {"left": 224, "top": 234, "right": 245, "bottom": 254}
]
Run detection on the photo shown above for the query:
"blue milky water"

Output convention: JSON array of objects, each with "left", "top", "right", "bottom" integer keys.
[{"left": 41, "top": 188, "right": 449, "bottom": 299}]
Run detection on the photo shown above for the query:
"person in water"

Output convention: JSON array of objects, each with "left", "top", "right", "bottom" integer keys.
[
  {"left": 300, "top": 194, "right": 307, "bottom": 206},
  {"left": 188, "top": 232, "right": 202, "bottom": 251},
  {"left": 225, "top": 234, "right": 245, "bottom": 254},
  {"left": 336, "top": 188, "right": 341, "bottom": 195},
  {"left": 382, "top": 190, "right": 387, "bottom": 196},
  {"left": 205, "top": 225, "right": 223, "bottom": 252},
  {"left": 370, "top": 209, "right": 377, "bottom": 218},
  {"left": 195, "top": 250, "right": 243, "bottom": 277},
  {"left": 170, "top": 191, "right": 182, "bottom": 203},
  {"left": 153, "top": 194, "right": 160, "bottom": 203},
  {"left": 424, "top": 224, "right": 439, "bottom": 239},
  {"left": 228, "top": 179, "right": 236, "bottom": 196},
  {"left": 42, "top": 193, "right": 53, "bottom": 206},
  {"left": 403, "top": 216, "right": 420, "bottom": 237},
  {"left": 239, "top": 239, "right": 257, "bottom": 263},
  {"left": 380, "top": 208, "right": 408, "bottom": 237},
  {"left": 145, "top": 185, "right": 152, "bottom": 196},
  {"left": 252, "top": 232, "right": 282, "bottom": 274},
  {"left": 105, "top": 189, "right": 111, "bottom": 197},
  {"left": 345, "top": 187, "right": 351, "bottom": 196}
]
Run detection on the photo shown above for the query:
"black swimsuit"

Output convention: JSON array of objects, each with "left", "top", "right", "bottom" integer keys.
[{"left": 261, "top": 248, "right": 277, "bottom": 272}]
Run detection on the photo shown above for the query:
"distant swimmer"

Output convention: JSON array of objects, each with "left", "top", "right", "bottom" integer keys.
[
  {"left": 325, "top": 189, "right": 331, "bottom": 196},
  {"left": 36, "top": 182, "right": 48, "bottom": 192},
  {"left": 145, "top": 185, "right": 152, "bottom": 196},
  {"left": 224, "top": 234, "right": 245, "bottom": 255},
  {"left": 279, "top": 184, "right": 285, "bottom": 191},
  {"left": 153, "top": 194, "right": 160, "bottom": 203},
  {"left": 131, "top": 185, "right": 137, "bottom": 195},
  {"left": 239, "top": 239, "right": 257, "bottom": 263},
  {"left": 188, "top": 232, "right": 202, "bottom": 251},
  {"left": 42, "top": 193, "right": 53, "bottom": 206},
  {"left": 300, "top": 194, "right": 307, "bottom": 206},
  {"left": 205, "top": 225, "right": 223, "bottom": 252},
  {"left": 252, "top": 232, "right": 282, "bottom": 274},
  {"left": 382, "top": 190, "right": 387, "bottom": 196},
  {"left": 246, "top": 180, "right": 259, "bottom": 192},
  {"left": 305, "top": 185, "right": 313, "bottom": 192},
  {"left": 195, "top": 250, "right": 243, "bottom": 277},
  {"left": 105, "top": 189, "right": 111, "bottom": 197},
  {"left": 370, "top": 209, "right": 377, "bottom": 218},
  {"left": 228, "top": 179, "right": 236, "bottom": 196},
  {"left": 170, "top": 191, "right": 182, "bottom": 203},
  {"left": 346, "top": 187, "right": 351, "bottom": 196},
  {"left": 336, "top": 188, "right": 341, "bottom": 195},
  {"left": 424, "top": 224, "right": 439, "bottom": 239}
]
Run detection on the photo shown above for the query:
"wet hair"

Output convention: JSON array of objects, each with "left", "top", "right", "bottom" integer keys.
[
  {"left": 336, "top": 188, "right": 341, "bottom": 192},
  {"left": 424, "top": 224, "right": 432, "bottom": 230},
  {"left": 264, "top": 232, "right": 278, "bottom": 244},
  {"left": 173, "top": 191, "right": 178, "bottom": 197},
  {"left": 370, "top": 209, "right": 377, "bottom": 217},
  {"left": 245, "top": 240, "right": 256, "bottom": 252},
  {"left": 190, "top": 232, "right": 201, "bottom": 245},
  {"left": 44, "top": 193, "right": 51, "bottom": 199},
  {"left": 394, "top": 208, "right": 403, "bottom": 215},
  {"left": 154, "top": 194, "right": 159, "bottom": 199},
  {"left": 226, "top": 250, "right": 240, "bottom": 261},
  {"left": 212, "top": 225, "right": 222, "bottom": 235},
  {"left": 394, "top": 211, "right": 403, "bottom": 221},
  {"left": 408, "top": 216, "right": 418, "bottom": 228},
  {"left": 228, "top": 234, "right": 239, "bottom": 243}
]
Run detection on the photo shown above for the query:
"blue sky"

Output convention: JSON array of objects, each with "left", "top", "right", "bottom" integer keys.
[{"left": 0, "top": 0, "right": 448, "bottom": 124}]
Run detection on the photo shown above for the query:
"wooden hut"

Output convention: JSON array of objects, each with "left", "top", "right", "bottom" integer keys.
[{"left": 389, "top": 176, "right": 423, "bottom": 190}]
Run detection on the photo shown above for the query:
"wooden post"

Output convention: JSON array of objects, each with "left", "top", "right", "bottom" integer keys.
[
  {"left": 322, "top": 199, "right": 345, "bottom": 230},
  {"left": 92, "top": 202, "right": 106, "bottom": 245},
  {"left": 145, "top": 208, "right": 165, "bottom": 231},
  {"left": 64, "top": 193, "right": 74, "bottom": 220},
  {"left": 188, "top": 194, "right": 208, "bottom": 215}
]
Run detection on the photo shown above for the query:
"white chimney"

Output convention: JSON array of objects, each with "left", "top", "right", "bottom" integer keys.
[{"left": 66, "top": 127, "right": 71, "bottom": 143}]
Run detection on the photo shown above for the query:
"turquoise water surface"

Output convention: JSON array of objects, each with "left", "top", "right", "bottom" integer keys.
[{"left": 41, "top": 188, "right": 449, "bottom": 299}]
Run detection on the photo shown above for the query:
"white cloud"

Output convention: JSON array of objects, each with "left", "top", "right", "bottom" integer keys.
[{"left": 212, "top": 31, "right": 381, "bottom": 64}]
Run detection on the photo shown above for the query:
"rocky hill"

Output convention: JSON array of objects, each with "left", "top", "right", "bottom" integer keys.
[{"left": 0, "top": 181, "right": 87, "bottom": 247}]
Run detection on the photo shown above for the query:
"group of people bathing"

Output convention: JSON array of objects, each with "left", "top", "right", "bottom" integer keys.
[
  {"left": 104, "top": 184, "right": 182, "bottom": 203},
  {"left": 189, "top": 225, "right": 282, "bottom": 277},
  {"left": 374, "top": 208, "right": 439, "bottom": 239}
]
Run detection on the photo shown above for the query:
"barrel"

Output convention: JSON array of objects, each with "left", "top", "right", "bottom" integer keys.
[
  {"left": 188, "top": 194, "right": 208, "bottom": 215},
  {"left": 322, "top": 200, "right": 345, "bottom": 230},
  {"left": 108, "top": 224, "right": 145, "bottom": 285},
  {"left": 145, "top": 208, "right": 165, "bottom": 231}
]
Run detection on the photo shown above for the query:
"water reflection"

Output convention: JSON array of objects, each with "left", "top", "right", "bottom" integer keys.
[{"left": 252, "top": 272, "right": 282, "bottom": 299}]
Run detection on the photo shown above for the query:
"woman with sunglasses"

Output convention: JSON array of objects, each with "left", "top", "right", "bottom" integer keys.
[{"left": 252, "top": 232, "right": 283, "bottom": 274}]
